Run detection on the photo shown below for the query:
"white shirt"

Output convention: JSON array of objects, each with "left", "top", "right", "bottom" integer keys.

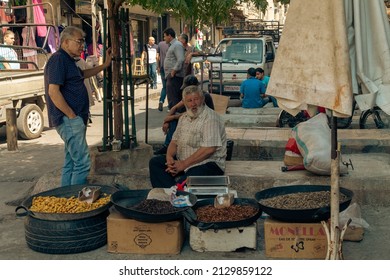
[
  {"left": 0, "top": 44, "right": 20, "bottom": 69},
  {"left": 146, "top": 44, "right": 157, "bottom": 64}
]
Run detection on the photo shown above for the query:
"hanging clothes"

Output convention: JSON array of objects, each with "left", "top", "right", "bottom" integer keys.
[
  {"left": 0, "top": 3, "right": 13, "bottom": 34},
  {"left": 21, "top": 26, "right": 38, "bottom": 69},
  {"left": 47, "top": 26, "right": 59, "bottom": 53},
  {"left": 32, "top": 0, "right": 47, "bottom": 37}
]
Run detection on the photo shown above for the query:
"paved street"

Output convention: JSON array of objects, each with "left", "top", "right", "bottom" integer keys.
[{"left": 1, "top": 83, "right": 390, "bottom": 260}]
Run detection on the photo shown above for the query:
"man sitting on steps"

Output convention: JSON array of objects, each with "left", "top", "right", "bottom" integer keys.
[
  {"left": 149, "top": 85, "right": 226, "bottom": 188},
  {"left": 154, "top": 75, "right": 214, "bottom": 155}
]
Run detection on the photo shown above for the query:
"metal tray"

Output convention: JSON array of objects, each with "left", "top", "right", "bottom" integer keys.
[
  {"left": 187, "top": 176, "right": 230, "bottom": 187},
  {"left": 187, "top": 186, "right": 229, "bottom": 196}
]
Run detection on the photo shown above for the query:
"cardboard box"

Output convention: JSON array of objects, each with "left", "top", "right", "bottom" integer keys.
[
  {"left": 190, "top": 223, "right": 257, "bottom": 252},
  {"left": 107, "top": 210, "right": 184, "bottom": 254},
  {"left": 264, "top": 218, "right": 327, "bottom": 259},
  {"left": 210, "top": 93, "right": 230, "bottom": 115}
]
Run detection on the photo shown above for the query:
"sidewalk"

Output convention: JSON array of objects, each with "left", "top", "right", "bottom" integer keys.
[{"left": 1, "top": 82, "right": 390, "bottom": 260}]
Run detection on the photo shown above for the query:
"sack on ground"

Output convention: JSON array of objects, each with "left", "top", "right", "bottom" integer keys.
[
  {"left": 292, "top": 113, "right": 348, "bottom": 175},
  {"left": 283, "top": 138, "right": 303, "bottom": 166}
]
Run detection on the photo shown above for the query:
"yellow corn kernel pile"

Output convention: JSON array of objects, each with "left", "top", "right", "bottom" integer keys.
[{"left": 29, "top": 194, "right": 111, "bottom": 213}]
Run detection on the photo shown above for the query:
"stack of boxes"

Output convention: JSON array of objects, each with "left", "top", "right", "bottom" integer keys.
[
  {"left": 105, "top": 177, "right": 362, "bottom": 258},
  {"left": 106, "top": 176, "right": 259, "bottom": 255}
]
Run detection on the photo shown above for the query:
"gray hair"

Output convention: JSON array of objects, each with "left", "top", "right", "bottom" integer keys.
[
  {"left": 179, "top": 33, "right": 188, "bottom": 44},
  {"left": 182, "top": 85, "right": 204, "bottom": 100},
  {"left": 60, "top": 26, "right": 85, "bottom": 45}
]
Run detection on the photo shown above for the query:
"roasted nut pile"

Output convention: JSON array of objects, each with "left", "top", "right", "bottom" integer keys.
[
  {"left": 196, "top": 205, "right": 259, "bottom": 223},
  {"left": 132, "top": 199, "right": 181, "bottom": 214},
  {"left": 259, "top": 191, "right": 349, "bottom": 210},
  {"left": 29, "top": 194, "right": 111, "bottom": 213}
]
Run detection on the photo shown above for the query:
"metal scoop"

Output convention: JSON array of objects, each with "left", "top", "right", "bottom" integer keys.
[{"left": 78, "top": 186, "right": 101, "bottom": 204}]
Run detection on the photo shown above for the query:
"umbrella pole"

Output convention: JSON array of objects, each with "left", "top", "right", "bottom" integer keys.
[
  {"left": 324, "top": 114, "right": 351, "bottom": 260},
  {"left": 329, "top": 115, "right": 341, "bottom": 259}
]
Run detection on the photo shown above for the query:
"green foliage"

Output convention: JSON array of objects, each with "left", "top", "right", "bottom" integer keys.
[
  {"left": 276, "top": 0, "right": 290, "bottom": 5},
  {"left": 13, "top": 0, "right": 28, "bottom": 5},
  {"left": 126, "top": 0, "right": 237, "bottom": 26},
  {"left": 124, "top": 0, "right": 294, "bottom": 30},
  {"left": 249, "top": 0, "right": 269, "bottom": 14}
]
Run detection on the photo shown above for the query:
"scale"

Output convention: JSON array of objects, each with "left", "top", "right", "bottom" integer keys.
[{"left": 186, "top": 176, "right": 230, "bottom": 198}]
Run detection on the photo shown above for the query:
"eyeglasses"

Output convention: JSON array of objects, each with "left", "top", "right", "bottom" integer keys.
[{"left": 70, "top": 38, "right": 85, "bottom": 45}]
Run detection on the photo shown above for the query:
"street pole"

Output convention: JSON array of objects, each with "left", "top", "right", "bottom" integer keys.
[
  {"left": 6, "top": 108, "right": 18, "bottom": 151},
  {"left": 92, "top": 0, "right": 97, "bottom": 56}
]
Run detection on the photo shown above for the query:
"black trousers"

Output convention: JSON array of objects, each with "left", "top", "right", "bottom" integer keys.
[
  {"left": 149, "top": 155, "right": 224, "bottom": 188},
  {"left": 166, "top": 75, "right": 183, "bottom": 110}
]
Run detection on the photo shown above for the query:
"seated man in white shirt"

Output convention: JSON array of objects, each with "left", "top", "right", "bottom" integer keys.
[{"left": 149, "top": 85, "right": 227, "bottom": 188}]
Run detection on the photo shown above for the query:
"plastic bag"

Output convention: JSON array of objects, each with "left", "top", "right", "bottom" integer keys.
[
  {"left": 169, "top": 185, "right": 193, "bottom": 208},
  {"left": 293, "top": 113, "right": 348, "bottom": 175},
  {"left": 339, "top": 202, "right": 370, "bottom": 229}
]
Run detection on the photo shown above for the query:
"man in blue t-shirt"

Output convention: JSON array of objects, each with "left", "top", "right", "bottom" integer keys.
[
  {"left": 256, "top": 67, "right": 278, "bottom": 107},
  {"left": 240, "top": 67, "right": 266, "bottom": 108},
  {"left": 44, "top": 26, "right": 112, "bottom": 187}
]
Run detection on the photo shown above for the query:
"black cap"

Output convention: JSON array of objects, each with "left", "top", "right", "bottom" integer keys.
[{"left": 180, "top": 75, "right": 200, "bottom": 90}]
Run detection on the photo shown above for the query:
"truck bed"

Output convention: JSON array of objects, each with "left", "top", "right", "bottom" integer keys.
[{"left": 0, "top": 70, "right": 45, "bottom": 105}]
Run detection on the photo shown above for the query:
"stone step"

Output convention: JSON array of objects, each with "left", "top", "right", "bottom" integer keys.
[
  {"left": 140, "top": 127, "right": 390, "bottom": 160},
  {"left": 226, "top": 107, "right": 281, "bottom": 115},
  {"left": 222, "top": 114, "right": 279, "bottom": 127},
  {"left": 223, "top": 107, "right": 369, "bottom": 128},
  {"left": 222, "top": 114, "right": 363, "bottom": 128},
  {"left": 83, "top": 152, "right": 390, "bottom": 206}
]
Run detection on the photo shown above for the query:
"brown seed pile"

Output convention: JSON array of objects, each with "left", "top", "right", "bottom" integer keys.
[
  {"left": 30, "top": 194, "right": 111, "bottom": 213},
  {"left": 259, "top": 191, "right": 349, "bottom": 210},
  {"left": 132, "top": 199, "right": 181, "bottom": 214},
  {"left": 195, "top": 205, "right": 259, "bottom": 223}
]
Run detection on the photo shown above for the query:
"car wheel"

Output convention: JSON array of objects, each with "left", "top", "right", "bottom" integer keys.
[{"left": 16, "top": 104, "right": 44, "bottom": 139}]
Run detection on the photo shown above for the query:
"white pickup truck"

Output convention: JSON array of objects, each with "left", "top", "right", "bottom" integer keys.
[
  {"left": 0, "top": 67, "right": 46, "bottom": 139},
  {"left": 207, "top": 27, "right": 277, "bottom": 99},
  {"left": 0, "top": 2, "right": 57, "bottom": 139}
]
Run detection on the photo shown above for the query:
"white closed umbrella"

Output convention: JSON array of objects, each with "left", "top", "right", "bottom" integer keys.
[{"left": 267, "top": 0, "right": 390, "bottom": 259}]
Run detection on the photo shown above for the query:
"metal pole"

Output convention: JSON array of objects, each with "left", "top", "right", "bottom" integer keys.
[
  {"left": 144, "top": 43, "right": 150, "bottom": 144},
  {"left": 91, "top": 0, "right": 97, "bottom": 56},
  {"left": 102, "top": 8, "right": 108, "bottom": 151},
  {"left": 219, "top": 61, "right": 223, "bottom": 95},
  {"left": 126, "top": 9, "right": 138, "bottom": 148},
  {"left": 121, "top": 8, "right": 130, "bottom": 149},
  {"left": 209, "top": 62, "right": 213, "bottom": 94}
]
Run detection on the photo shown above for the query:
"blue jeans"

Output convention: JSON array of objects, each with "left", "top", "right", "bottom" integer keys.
[
  {"left": 56, "top": 116, "right": 90, "bottom": 186},
  {"left": 269, "top": 96, "right": 278, "bottom": 107},
  {"left": 164, "top": 119, "right": 178, "bottom": 146},
  {"left": 159, "top": 67, "right": 167, "bottom": 103},
  {"left": 149, "top": 62, "right": 157, "bottom": 87}
]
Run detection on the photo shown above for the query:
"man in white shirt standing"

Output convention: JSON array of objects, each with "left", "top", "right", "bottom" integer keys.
[{"left": 142, "top": 36, "right": 158, "bottom": 89}]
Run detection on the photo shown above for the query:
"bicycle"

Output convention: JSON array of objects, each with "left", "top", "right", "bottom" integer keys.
[
  {"left": 276, "top": 102, "right": 356, "bottom": 129},
  {"left": 359, "top": 106, "right": 389, "bottom": 129}
]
